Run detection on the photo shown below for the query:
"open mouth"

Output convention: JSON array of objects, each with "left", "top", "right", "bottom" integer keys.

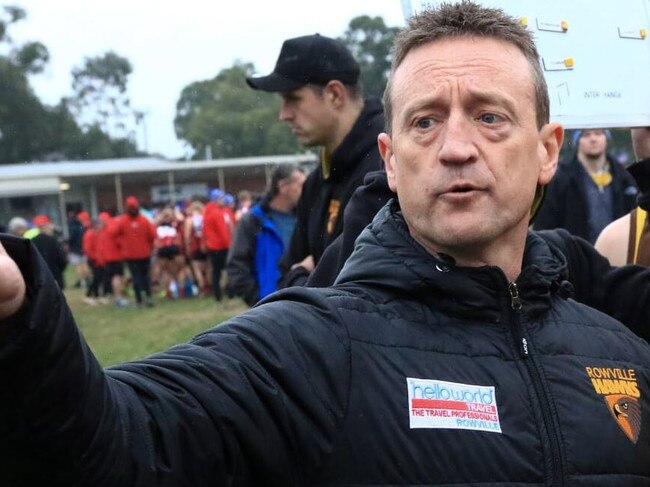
[{"left": 452, "top": 185, "right": 475, "bottom": 193}]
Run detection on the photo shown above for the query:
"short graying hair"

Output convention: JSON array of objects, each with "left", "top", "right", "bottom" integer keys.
[
  {"left": 383, "top": 1, "right": 549, "bottom": 133},
  {"left": 268, "top": 164, "right": 304, "bottom": 199}
]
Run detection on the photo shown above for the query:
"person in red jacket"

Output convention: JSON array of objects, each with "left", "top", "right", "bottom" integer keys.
[
  {"left": 82, "top": 216, "right": 107, "bottom": 305},
  {"left": 203, "top": 189, "right": 232, "bottom": 301},
  {"left": 96, "top": 211, "right": 128, "bottom": 306},
  {"left": 110, "top": 196, "right": 156, "bottom": 307}
]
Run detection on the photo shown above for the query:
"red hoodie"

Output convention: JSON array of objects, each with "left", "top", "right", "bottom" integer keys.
[
  {"left": 110, "top": 213, "right": 156, "bottom": 260},
  {"left": 203, "top": 202, "right": 231, "bottom": 251},
  {"left": 82, "top": 228, "right": 104, "bottom": 267},
  {"left": 98, "top": 219, "right": 122, "bottom": 264}
]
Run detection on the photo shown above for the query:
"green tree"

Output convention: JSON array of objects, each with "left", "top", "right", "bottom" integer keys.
[
  {"left": 174, "top": 62, "right": 301, "bottom": 158},
  {"left": 0, "top": 57, "right": 52, "bottom": 162},
  {"left": 0, "top": 6, "right": 140, "bottom": 163},
  {"left": 0, "top": 6, "right": 55, "bottom": 163},
  {"left": 69, "top": 51, "right": 137, "bottom": 140},
  {"left": 0, "top": 5, "right": 48, "bottom": 74},
  {"left": 340, "top": 15, "right": 399, "bottom": 97}
]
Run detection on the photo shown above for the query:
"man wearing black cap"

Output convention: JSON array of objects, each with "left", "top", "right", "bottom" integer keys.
[{"left": 247, "top": 33, "right": 384, "bottom": 289}]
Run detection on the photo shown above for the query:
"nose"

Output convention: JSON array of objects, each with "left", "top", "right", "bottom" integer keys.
[
  {"left": 437, "top": 114, "right": 479, "bottom": 165},
  {"left": 279, "top": 100, "right": 292, "bottom": 122}
]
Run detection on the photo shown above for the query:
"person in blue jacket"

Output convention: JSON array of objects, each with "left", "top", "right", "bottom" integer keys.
[{"left": 226, "top": 164, "right": 305, "bottom": 305}]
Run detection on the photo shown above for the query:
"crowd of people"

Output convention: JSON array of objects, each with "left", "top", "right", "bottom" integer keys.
[{"left": 4, "top": 187, "right": 261, "bottom": 308}]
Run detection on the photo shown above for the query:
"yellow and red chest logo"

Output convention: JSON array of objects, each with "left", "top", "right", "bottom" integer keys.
[
  {"left": 326, "top": 199, "right": 341, "bottom": 235},
  {"left": 586, "top": 366, "right": 642, "bottom": 443}
]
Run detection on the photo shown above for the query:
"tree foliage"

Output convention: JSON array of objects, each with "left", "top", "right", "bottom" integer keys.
[
  {"left": 174, "top": 62, "right": 301, "bottom": 159},
  {"left": 340, "top": 15, "right": 399, "bottom": 98},
  {"left": 0, "top": 6, "right": 139, "bottom": 164},
  {"left": 70, "top": 51, "right": 136, "bottom": 139}
]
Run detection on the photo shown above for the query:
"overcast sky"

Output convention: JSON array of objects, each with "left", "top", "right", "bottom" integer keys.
[{"left": 10, "top": 1, "right": 407, "bottom": 159}]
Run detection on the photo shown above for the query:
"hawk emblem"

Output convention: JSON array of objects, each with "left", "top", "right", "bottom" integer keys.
[{"left": 605, "top": 395, "right": 642, "bottom": 444}]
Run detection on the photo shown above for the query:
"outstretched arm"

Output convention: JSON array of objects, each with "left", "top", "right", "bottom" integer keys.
[{"left": 0, "top": 234, "right": 350, "bottom": 486}]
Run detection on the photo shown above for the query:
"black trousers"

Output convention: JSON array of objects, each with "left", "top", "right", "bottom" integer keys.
[
  {"left": 208, "top": 249, "right": 228, "bottom": 301},
  {"left": 126, "top": 258, "right": 152, "bottom": 304}
]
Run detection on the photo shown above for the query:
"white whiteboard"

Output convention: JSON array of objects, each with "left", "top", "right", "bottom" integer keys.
[{"left": 403, "top": 0, "right": 650, "bottom": 128}]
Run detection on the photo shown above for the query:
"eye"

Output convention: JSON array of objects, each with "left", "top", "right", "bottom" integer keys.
[
  {"left": 478, "top": 113, "right": 500, "bottom": 124},
  {"left": 415, "top": 118, "right": 434, "bottom": 129}
]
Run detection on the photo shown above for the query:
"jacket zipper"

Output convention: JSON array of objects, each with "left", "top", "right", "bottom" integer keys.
[{"left": 507, "top": 282, "right": 565, "bottom": 487}]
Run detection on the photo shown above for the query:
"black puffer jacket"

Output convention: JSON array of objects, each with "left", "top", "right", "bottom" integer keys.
[
  {"left": 1, "top": 201, "right": 650, "bottom": 486},
  {"left": 278, "top": 97, "right": 384, "bottom": 288}
]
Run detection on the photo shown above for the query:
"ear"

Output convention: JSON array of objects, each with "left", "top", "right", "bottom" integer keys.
[
  {"left": 537, "top": 122, "right": 564, "bottom": 186},
  {"left": 324, "top": 80, "right": 347, "bottom": 108},
  {"left": 378, "top": 133, "right": 398, "bottom": 193}
]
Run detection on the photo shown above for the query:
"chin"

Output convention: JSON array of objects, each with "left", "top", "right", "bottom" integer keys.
[
  {"left": 299, "top": 137, "right": 318, "bottom": 147},
  {"left": 434, "top": 219, "right": 504, "bottom": 247}
]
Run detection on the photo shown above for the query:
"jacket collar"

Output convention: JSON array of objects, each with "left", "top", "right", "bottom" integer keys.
[
  {"left": 326, "top": 97, "right": 384, "bottom": 182},
  {"left": 336, "top": 200, "right": 569, "bottom": 320}
]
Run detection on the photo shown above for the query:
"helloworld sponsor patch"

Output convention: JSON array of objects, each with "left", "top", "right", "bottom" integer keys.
[{"left": 407, "top": 377, "right": 502, "bottom": 433}]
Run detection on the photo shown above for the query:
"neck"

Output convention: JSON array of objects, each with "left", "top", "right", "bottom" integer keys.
[
  {"left": 268, "top": 195, "right": 293, "bottom": 213},
  {"left": 578, "top": 152, "right": 607, "bottom": 173},
  {"left": 421, "top": 224, "right": 528, "bottom": 283},
  {"left": 324, "top": 98, "right": 364, "bottom": 155}
]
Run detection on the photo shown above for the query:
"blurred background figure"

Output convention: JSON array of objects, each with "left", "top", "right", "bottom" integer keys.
[
  {"left": 203, "top": 189, "right": 232, "bottom": 301},
  {"left": 227, "top": 164, "right": 305, "bottom": 305},
  {"left": 234, "top": 190, "right": 253, "bottom": 222},
  {"left": 535, "top": 129, "right": 638, "bottom": 243},
  {"left": 99, "top": 211, "right": 129, "bottom": 307},
  {"left": 112, "top": 196, "right": 156, "bottom": 307},
  {"left": 82, "top": 217, "right": 108, "bottom": 305},
  {"left": 27, "top": 214, "right": 67, "bottom": 289},
  {"left": 183, "top": 200, "right": 209, "bottom": 296},
  {"left": 596, "top": 127, "right": 650, "bottom": 265},
  {"left": 67, "top": 210, "right": 91, "bottom": 290},
  {"left": 7, "top": 217, "right": 29, "bottom": 238},
  {"left": 154, "top": 205, "right": 186, "bottom": 299}
]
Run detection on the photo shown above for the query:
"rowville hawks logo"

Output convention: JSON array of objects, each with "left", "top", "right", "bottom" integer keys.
[{"left": 586, "top": 366, "right": 642, "bottom": 443}]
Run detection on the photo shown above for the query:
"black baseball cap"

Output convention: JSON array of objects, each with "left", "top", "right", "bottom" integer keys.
[{"left": 246, "top": 34, "right": 360, "bottom": 92}]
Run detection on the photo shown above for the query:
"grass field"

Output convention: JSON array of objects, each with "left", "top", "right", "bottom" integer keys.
[{"left": 64, "top": 284, "right": 248, "bottom": 366}]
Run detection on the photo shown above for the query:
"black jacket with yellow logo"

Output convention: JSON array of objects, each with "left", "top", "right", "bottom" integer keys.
[
  {"left": 278, "top": 97, "right": 384, "bottom": 288},
  {"left": 1, "top": 201, "right": 650, "bottom": 485}
]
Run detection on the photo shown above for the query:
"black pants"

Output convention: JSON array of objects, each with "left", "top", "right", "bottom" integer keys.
[
  {"left": 126, "top": 258, "right": 152, "bottom": 304},
  {"left": 208, "top": 249, "right": 228, "bottom": 301},
  {"left": 86, "top": 262, "right": 106, "bottom": 298}
]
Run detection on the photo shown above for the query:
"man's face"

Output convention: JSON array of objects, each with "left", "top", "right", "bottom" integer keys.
[
  {"left": 280, "top": 170, "right": 307, "bottom": 208},
  {"left": 578, "top": 129, "right": 608, "bottom": 159},
  {"left": 279, "top": 86, "right": 335, "bottom": 147},
  {"left": 379, "top": 37, "right": 561, "bottom": 259}
]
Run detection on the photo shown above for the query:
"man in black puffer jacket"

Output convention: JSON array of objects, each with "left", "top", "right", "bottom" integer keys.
[
  {"left": 247, "top": 34, "right": 385, "bottom": 288},
  {"left": 0, "top": 3, "right": 649, "bottom": 486}
]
